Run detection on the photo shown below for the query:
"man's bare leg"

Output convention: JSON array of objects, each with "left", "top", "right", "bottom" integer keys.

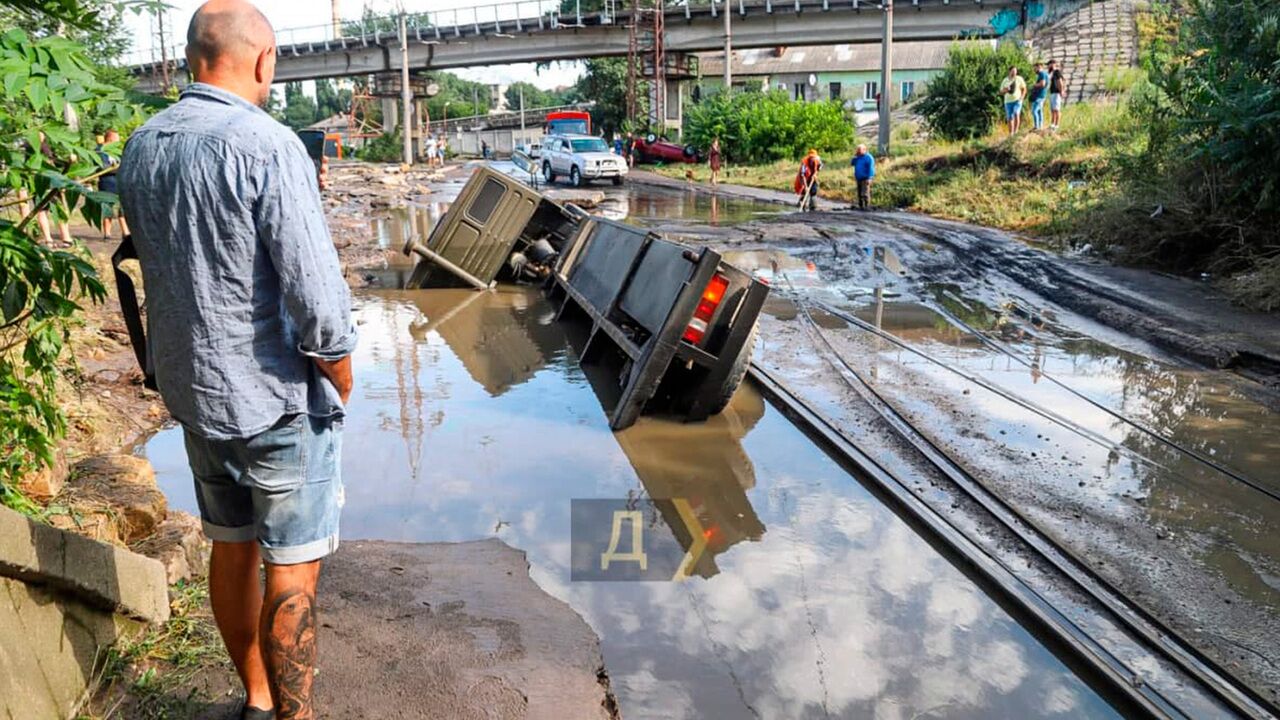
[
  {"left": 262, "top": 560, "right": 322, "bottom": 720},
  {"left": 209, "top": 541, "right": 274, "bottom": 713}
]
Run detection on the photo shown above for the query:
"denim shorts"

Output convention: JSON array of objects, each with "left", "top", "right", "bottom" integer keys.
[
  {"left": 1005, "top": 100, "right": 1023, "bottom": 120},
  {"left": 183, "top": 414, "right": 343, "bottom": 564}
]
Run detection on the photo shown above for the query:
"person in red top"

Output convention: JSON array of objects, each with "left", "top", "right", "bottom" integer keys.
[{"left": 794, "top": 148, "right": 823, "bottom": 211}]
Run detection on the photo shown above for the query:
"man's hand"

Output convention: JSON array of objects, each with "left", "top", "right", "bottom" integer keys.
[{"left": 314, "top": 356, "right": 353, "bottom": 404}]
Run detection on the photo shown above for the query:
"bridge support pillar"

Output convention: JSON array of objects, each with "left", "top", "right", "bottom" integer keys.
[{"left": 382, "top": 97, "right": 399, "bottom": 134}]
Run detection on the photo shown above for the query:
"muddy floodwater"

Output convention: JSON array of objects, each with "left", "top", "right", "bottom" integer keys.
[{"left": 143, "top": 284, "right": 1124, "bottom": 719}]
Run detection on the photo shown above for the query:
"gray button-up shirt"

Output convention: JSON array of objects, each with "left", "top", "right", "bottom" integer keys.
[{"left": 120, "top": 82, "right": 357, "bottom": 440}]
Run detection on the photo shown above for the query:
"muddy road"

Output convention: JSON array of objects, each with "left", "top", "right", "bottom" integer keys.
[{"left": 139, "top": 164, "right": 1278, "bottom": 718}]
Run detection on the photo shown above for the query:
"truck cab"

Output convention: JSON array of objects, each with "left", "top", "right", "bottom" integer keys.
[
  {"left": 402, "top": 166, "right": 767, "bottom": 429},
  {"left": 542, "top": 133, "right": 628, "bottom": 187}
]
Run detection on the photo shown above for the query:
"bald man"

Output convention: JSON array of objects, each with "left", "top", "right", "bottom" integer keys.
[{"left": 119, "top": 2, "right": 355, "bottom": 719}]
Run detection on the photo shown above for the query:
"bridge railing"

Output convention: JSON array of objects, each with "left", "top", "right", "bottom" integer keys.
[{"left": 121, "top": 0, "right": 887, "bottom": 69}]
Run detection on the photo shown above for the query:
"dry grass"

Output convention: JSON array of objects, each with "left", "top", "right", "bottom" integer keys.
[{"left": 77, "top": 578, "right": 232, "bottom": 720}]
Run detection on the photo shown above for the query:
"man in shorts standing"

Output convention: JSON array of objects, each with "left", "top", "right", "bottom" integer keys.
[
  {"left": 999, "top": 66, "right": 1027, "bottom": 135},
  {"left": 1048, "top": 59, "right": 1068, "bottom": 131},
  {"left": 119, "top": 2, "right": 356, "bottom": 718}
]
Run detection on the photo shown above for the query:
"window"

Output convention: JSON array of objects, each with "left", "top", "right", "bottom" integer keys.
[
  {"left": 863, "top": 81, "right": 879, "bottom": 101},
  {"left": 901, "top": 80, "right": 916, "bottom": 103},
  {"left": 793, "top": 83, "right": 806, "bottom": 101},
  {"left": 829, "top": 82, "right": 842, "bottom": 101},
  {"left": 466, "top": 177, "right": 506, "bottom": 224},
  {"left": 571, "top": 138, "right": 611, "bottom": 153}
]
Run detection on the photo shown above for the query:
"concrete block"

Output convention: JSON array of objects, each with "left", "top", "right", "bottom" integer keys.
[
  {"left": 0, "top": 505, "right": 170, "bottom": 625},
  {"left": 0, "top": 576, "right": 144, "bottom": 720}
]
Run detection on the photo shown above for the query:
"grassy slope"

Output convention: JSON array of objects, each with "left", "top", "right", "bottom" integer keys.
[{"left": 656, "top": 98, "right": 1143, "bottom": 243}]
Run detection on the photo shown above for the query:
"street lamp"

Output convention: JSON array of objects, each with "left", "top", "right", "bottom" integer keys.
[{"left": 443, "top": 100, "right": 451, "bottom": 134}]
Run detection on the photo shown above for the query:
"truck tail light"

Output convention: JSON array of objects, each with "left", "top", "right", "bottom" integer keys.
[{"left": 682, "top": 273, "right": 730, "bottom": 345}]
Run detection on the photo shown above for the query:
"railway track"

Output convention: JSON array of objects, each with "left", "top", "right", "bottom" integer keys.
[{"left": 744, "top": 292, "right": 1279, "bottom": 720}]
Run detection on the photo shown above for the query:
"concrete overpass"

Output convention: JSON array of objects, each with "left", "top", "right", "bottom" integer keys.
[{"left": 126, "top": 0, "right": 1027, "bottom": 93}]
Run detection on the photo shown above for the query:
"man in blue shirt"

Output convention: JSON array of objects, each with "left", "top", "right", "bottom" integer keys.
[
  {"left": 1029, "top": 62, "right": 1050, "bottom": 131},
  {"left": 119, "top": 2, "right": 354, "bottom": 718},
  {"left": 851, "top": 144, "right": 876, "bottom": 211}
]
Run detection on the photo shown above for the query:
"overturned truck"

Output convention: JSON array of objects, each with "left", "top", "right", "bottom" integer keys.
[{"left": 403, "top": 166, "right": 768, "bottom": 430}]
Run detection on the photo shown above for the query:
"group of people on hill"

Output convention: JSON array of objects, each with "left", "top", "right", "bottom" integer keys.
[{"left": 999, "top": 59, "right": 1068, "bottom": 134}]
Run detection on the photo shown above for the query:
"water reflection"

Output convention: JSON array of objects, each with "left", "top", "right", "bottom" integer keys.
[{"left": 142, "top": 289, "right": 1118, "bottom": 719}]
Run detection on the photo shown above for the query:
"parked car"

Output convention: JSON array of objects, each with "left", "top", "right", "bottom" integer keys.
[
  {"left": 633, "top": 134, "right": 701, "bottom": 165},
  {"left": 541, "top": 134, "right": 628, "bottom": 187}
]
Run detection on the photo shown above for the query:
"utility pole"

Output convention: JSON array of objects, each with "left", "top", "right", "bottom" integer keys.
[
  {"left": 722, "top": 0, "right": 732, "bottom": 91},
  {"left": 156, "top": 9, "right": 171, "bottom": 93},
  {"left": 877, "top": 0, "right": 893, "bottom": 156},
  {"left": 519, "top": 84, "right": 526, "bottom": 140},
  {"left": 399, "top": 12, "right": 412, "bottom": 165},
  {"left": 332, "top": 0, "right": 342, "bottom": 38}
]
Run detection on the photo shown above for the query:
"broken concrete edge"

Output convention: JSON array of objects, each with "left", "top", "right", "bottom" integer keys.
[
  {"left": 0, "top": 504, "right": 170, "bottom": 625},
  {"left": 492, "top": 536, "right": 621, "bottom": 716}
]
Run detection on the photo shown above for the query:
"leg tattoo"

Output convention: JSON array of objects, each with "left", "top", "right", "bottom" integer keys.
[{"left": 264, "top": 590, "right": 317, "bottom": 719}]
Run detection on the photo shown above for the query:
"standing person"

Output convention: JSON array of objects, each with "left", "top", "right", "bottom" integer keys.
[
  {"left": 851, "top": 143, "right": 876, "bottom": 211},
  {"left": 424, "top": 135, "right": 437, "bottom": 167},
  {"left": 96, "top": 129, "right": 129, "bottom": 239},
  {"left": 708, "top": 137, "right": 723, "bottom": 187},
  {"left": 793, "top": 148, "right": 823, "bottom": 211},
  {"left": 1048, "top": 59, "right": 1067, "bottom": 131},
  {"left": 999, "top": 66, "right": 1027, "bottom": 135},
  {"left": 1029, "top": 62, "right": 1049, "bottom": 131},
  {"left": 613, "top": 134, "right": 624, "bottom": 156},
  {"left": 118, "top": 2, "right": 356, "bottom": 719},
  {"left": 481, "top": 139, "right": 490, "bottom": 160},
  {"left": 439, "top": 136, "right": 449, "bottom": 164}
]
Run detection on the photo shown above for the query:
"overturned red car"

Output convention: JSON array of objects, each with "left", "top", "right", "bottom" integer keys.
[{"left": 632, "top": 134, "right": 703, "bottom": 165}]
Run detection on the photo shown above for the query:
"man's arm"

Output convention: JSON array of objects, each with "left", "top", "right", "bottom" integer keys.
[{"left": 256, "top": 138, "right": 358, "bottom": 403}]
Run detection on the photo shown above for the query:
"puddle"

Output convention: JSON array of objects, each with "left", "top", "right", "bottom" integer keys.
[
  {"left": 759, "top": 250, "right": 1280, "bottom": 613},
  {"left": 141, "top": 288, "right": 1122, "bottom": 719}
]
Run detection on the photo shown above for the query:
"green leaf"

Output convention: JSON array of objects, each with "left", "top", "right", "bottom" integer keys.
[
  {"left": 24, "top": 79, "right": 48, "bottom": 112},
  {"left": 2, "top": 281, "right": 28, "bottom": 323}
]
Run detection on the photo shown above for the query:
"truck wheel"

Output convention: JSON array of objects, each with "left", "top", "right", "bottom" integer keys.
[
  {"left": 612, "top": 176, "right": 624, "bottom": 186},
  {"left": 570, "top": 165, "right": 582, "bottom": 187},
  {"left": 706, "top": 321, "right": 759, "bottom": 415},
  {"left": 543, "top": 162, "right": 556, "bottom": 183}
]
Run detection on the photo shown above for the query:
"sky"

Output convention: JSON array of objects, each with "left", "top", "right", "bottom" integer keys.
[{"left": 123, "top": 0, "right": 584, "bottom": 90}]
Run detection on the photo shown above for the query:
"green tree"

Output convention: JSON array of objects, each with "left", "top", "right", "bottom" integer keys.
[
  {"left": 505, "top": 81, "right": 569, "bottom": 111},
  {"left": 568, "top": 57, "right": 629, "bottom": 136},
  {"left": 916, "top": 41, "right": 1032, "bottom": 140},
  {"left": 282, "top": 80, "right": 318, "bottom": 129},
  {"left": 683, "top": 88, "right": 853, "bottom": 164},
  {"left": 315, "top": 78, "right": 351, "bottom": 120},
  {"left": 1147, "top": 0, "right": 1280, "bottom": 219},
  {"left": 0, "top": 27, "right": 148, "bottom": 506},
  {"left": 0, "top": 0, "right": 141, "bottom": 90}
]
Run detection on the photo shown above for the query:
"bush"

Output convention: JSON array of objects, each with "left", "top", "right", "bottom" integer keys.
[
  {"left": 684, "top": 89, "right": 853, "bottom": 164},
  {"left": 1, "top": 28, "right": 145, "bottom": 505},
  {"left": 357, "top": 130, "right": 403, "bottom": 163},
  {"left": 917, "top": 41, "right": 1033, "bottom": 140}
]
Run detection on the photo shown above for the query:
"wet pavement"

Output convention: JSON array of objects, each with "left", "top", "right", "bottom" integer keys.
[{"left": 728, "top": 241, "right": 1280, "bottom": 701}]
